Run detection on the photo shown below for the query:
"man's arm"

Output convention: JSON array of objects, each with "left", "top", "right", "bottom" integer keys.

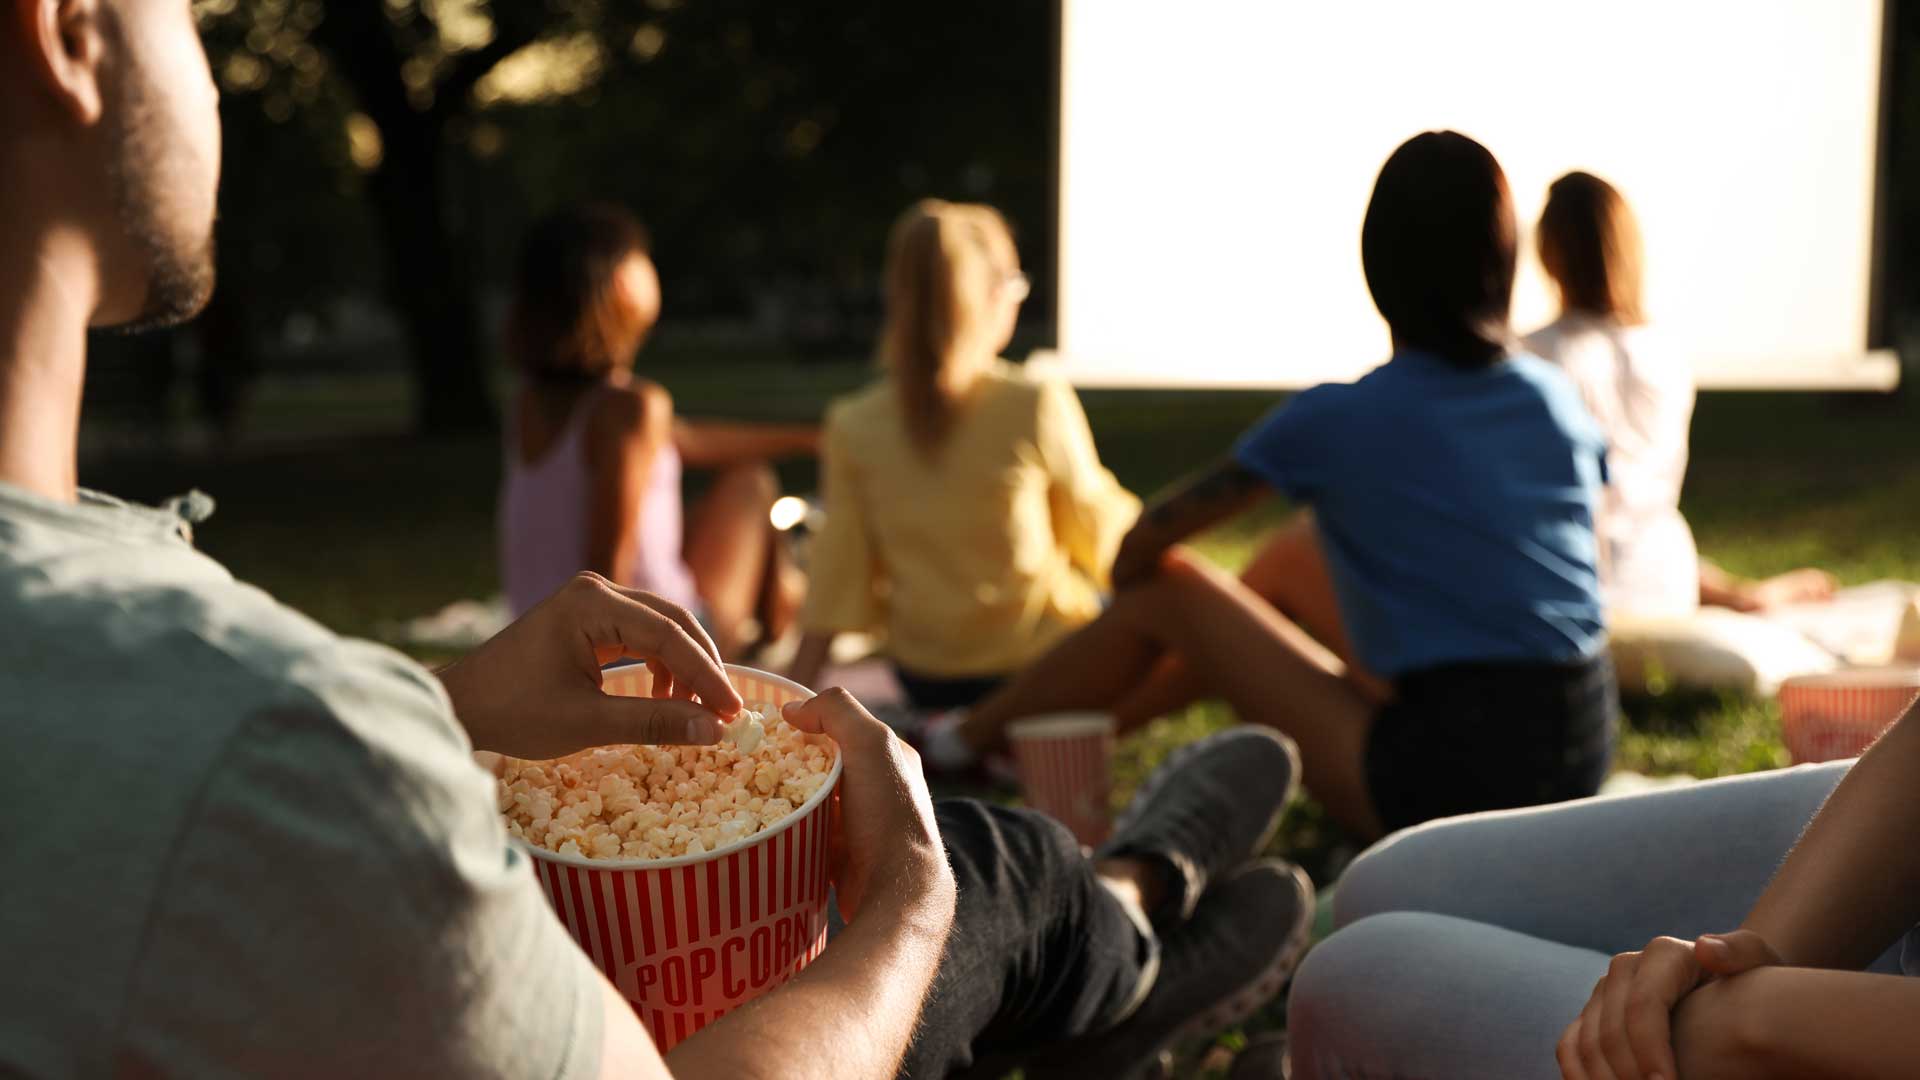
[
  {"left": 1110, "top": 460, "right": 1270, "bottom": 587},
  {"left": 444, "top": 585, "right": 954, "bottom": 1079},
  {"left": 608, "top": 691, "right": 958, "bottom": 1080},
  {"left": 657, "top": 862, "right": 951, "bottom": 1080},
  {"left": 595, "top": 868, "right": 949, "bottom": 1080}
]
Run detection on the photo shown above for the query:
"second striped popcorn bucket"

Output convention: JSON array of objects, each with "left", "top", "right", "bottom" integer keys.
[
  {"left": 1777, "top": 665, "right": 1920, "bottom": 764},
  {"left": 1009, "top": 712, "right": 1117, "bottom": 847}
]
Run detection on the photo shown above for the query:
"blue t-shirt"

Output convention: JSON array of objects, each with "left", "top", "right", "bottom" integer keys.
[{"left": 1234, "top": 349, "right": 1608, "bottom": 679}]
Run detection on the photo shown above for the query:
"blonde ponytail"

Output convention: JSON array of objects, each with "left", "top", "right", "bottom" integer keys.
[{"left": 879, "top": 199, "right": 1018, "bottom": 458}]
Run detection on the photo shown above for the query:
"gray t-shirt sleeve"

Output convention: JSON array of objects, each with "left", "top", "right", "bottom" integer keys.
[{"left": 113, "top": 644, "right": 605, "bottom": 1079}]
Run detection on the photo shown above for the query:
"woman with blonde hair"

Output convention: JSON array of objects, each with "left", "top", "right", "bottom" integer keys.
[
  {"left": 1524, "top": 170, "right": 1834, "bottom": 617},
  {"left": 789, "top": 199, "right": 1139, "bottom": 707}
]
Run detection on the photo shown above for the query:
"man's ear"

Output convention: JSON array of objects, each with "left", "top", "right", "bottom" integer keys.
[{"left": 15, "top": 0, "right": 107, "bottom": 126}]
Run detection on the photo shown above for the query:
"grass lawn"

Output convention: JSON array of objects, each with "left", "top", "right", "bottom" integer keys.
[{"left": 80, "top": 353, "right": 1920, "bottom": 1075}]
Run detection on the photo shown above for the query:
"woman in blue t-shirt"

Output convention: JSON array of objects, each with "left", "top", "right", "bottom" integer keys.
[{"left": 931, "top": 132, "right": 1617, "bottom": 841}]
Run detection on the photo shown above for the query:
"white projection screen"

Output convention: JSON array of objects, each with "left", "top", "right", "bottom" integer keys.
[{"left": 1043, "top": 0, "right": 1896, "bottom": 390}]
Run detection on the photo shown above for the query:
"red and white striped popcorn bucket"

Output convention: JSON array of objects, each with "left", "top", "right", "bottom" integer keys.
[
  {"left": 521, "top": 664, "right": 839, "bottom": 1052},
  {"left": 1009, "top": 713, "right": 1116, "bottom": 847},
  {"left": 1777, "top": 665, "right": 1920, "bottom": 764}
]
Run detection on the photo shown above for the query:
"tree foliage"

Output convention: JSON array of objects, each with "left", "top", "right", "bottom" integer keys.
[{"left": 181, "top": 0, "right": 1053, "bottom": 433}]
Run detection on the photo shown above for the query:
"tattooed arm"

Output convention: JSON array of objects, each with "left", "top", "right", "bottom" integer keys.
[{"left": 1110, "top": 460, "right": 1272, "bottom": 587}]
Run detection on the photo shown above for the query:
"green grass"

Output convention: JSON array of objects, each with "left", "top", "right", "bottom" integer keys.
[{"left": 78, "top": 355, "right": 1920, "bottom": 1077}]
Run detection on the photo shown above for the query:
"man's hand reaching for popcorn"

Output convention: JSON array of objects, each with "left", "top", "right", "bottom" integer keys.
[{"left": 438, "top": 571, "right": 744, "bottom": 761}]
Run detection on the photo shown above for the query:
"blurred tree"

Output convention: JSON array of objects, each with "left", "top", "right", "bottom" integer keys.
[{"left": 306, "top": 1, "right": 568, "bottom": 434}]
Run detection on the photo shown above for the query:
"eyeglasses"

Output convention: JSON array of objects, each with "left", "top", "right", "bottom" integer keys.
[{"left": 1000, "top": 272, "right": 1031, "bottom": 304}]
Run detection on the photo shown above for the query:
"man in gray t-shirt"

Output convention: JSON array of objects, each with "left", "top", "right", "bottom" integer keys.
[{"left": 0, "top": 4, "right": 955, "bottom": 1076}]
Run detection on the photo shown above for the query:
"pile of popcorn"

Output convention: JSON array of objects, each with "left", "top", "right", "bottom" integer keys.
[{"left": 498, "top": 706, "right": 836, "bottom": 861}]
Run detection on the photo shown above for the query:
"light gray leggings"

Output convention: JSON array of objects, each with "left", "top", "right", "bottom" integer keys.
[{"left": 1288, "top": 762, "right": 1917, "bottom": 1079}]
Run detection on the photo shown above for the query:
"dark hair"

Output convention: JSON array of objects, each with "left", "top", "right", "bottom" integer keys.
[
  {"left": 506, "top": 203, "right": 655, "bottom": 380},
  {"left": 1537, "top": 171, "right": 1646, "bottom": 325},
  {"left": 1360, "top": 131, "right": 1516, "bottom": 369}
]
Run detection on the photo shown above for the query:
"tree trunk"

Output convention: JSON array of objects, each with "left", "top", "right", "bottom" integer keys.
[
  {"left": 311, "top": 2, "right": 523, "bottom": 438},
  {"left": 364, "top": 120, "right": 496, "bottom": 436}
]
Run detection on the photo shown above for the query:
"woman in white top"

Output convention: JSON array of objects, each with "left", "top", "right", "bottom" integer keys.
[{"left": 1523, "top": 171, "right": 1835, "bottom": 619}]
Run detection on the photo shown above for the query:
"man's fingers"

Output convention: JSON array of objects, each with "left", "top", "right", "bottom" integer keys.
[
  {"left": 610, "top": 581, "right": 724, "bottom": 666},
  {"left": 645, "top": 659, "right": 675, "bottom": 701},
  {"left": 589, "top": 694, "right": 724, "bottom": 746},
  {"left": 1694, "top": 930, "right": 1782, "bottom": 977},
  {"left": 781, "top": 689, "right": 889, "bottom": 750},
  {"left": 599, "top": 590, "right": 740, "bottom": 715}
]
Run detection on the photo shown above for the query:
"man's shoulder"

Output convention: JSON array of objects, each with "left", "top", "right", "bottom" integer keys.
[
  {"left": 0, "top": 525, "right": 460, "bottom": 798},
  {"left": 8, "top": 539, "right": 439, "bottom": 711}
]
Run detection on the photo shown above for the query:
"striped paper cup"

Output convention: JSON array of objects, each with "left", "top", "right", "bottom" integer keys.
[
  {"left": 1777, "top": 665, "right": 1920, "bottom": 764},
  {"left": 519, "top": 664, "right": 838, "bottom": 1052},
  {"left": 1008, "top": 713, "right": 1116, "bottom": 847}
]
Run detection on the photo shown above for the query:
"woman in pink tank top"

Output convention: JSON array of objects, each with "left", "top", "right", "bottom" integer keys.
[{"left": 498, "top": 204, "right": 817, "bottom": 658}]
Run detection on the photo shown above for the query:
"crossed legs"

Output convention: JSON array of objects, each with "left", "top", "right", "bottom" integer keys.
[
  {"left": 1288, "top": 762, "right": 1876, "bottom": 1079},
  {"left": 959, "top": 542, "right": 1387, "bottom": 839},
  {"left": 1100, "top": 514, "right": 1389, "bottom": 728}
]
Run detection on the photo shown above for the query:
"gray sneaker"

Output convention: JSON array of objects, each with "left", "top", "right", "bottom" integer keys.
[
  {"left": 1026, "top": 859, "right": 1315, "bottom": 1080},
  {"left": 1102, "top": 727, "right": 1301, "bottom": 927}
]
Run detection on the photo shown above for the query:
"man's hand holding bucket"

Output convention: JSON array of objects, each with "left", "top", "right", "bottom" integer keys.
[{"left": 781, "top": 690, "right": 955, "bottom": 926}]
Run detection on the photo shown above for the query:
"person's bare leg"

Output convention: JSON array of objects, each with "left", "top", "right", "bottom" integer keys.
[
  {"left": 1108, "top": 653, "right": 1201, "bottom": 730},
  {"left": 685, "top": 462, "right": 779, "bottom": 658},
  {"left": 1119, "top": 552, "right": 1384, "bottom": 839},
  {"left": 959, "top": 600, "right": 1178, "bottom": 751},
  {"left": 1240, "top": 514, "right": 1360, "bottom": 664},
  {"left": 964, "top": 526, "right": 1359, "bottom": 746},
  {"left": 966, "top": 548, "right": 1385, "bottom": 839},
  {"left": 1107, "top": 513, "right": 1387, "bottom": 727},
  {"left": 758, "top": 530, "right": 806, "bottom": 644},
  {"left": 1237, "top": 513, "right": 1391, "bottom": 700}
]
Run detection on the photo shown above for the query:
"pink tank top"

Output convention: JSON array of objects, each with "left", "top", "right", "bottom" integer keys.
[{"left": 499, "top": 388, "right": 702, "bottom": 617}]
